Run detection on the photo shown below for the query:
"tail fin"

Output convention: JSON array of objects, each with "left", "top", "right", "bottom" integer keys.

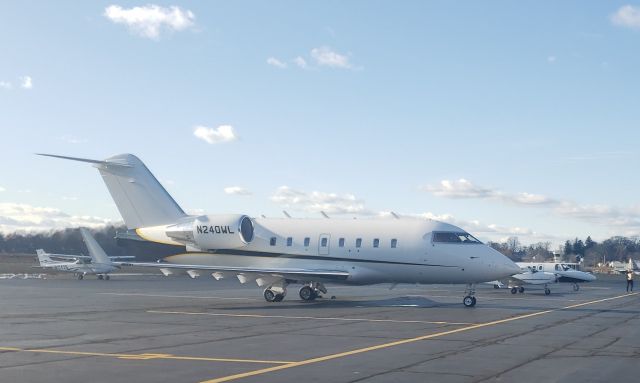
[
  {"left": 38, "top": 153, "right": 187, "bottom": 229},
  {"left": 80, "top": 228, "right": 111, "bottom": 265},
  {"left": 36, "top": 249, "right": 52, "bottom": 265}
]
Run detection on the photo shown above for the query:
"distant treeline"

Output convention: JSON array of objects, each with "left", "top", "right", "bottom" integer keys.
[
  {"left": 489, "top": 236, "right": 640, "bottom": 266},
  {"left": 0, "top": 226, "right": 127, "bottom": 256},
  {"left": 2, "top": 227, "right": 639, "bottom": 267}
]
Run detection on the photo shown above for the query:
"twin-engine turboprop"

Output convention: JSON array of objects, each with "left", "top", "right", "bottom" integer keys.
[
  {"left": 36, "top": 228, "right": 131, "bottom": 279},
  {"left": 517, "top": 262, "right": 596, "bottom": 291},
  {"left": 38, "top": 153, "right": 520, "bottom": 307}
]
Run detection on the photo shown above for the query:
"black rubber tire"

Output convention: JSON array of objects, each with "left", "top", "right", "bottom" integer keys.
[
  {"left": 463, "top": 296, "right": 476, "bottom": 307},
  {"left": 545, "top": 288, "right": 551, "bottom": 295},
  {"left": 494, "top": 284, "right": 500, "bottom": 289},
  {"left": 105, "top": 275, "right": 110, "bottom": 280},
  {"left": 264, "top": 289, "right": 277, "bottom": 302},
  {"left": 274, "top": 294, "right": 284, "bottom": 302},
  {"left": 98, "top": 275, "right": 104, "bottom": 280},
  {"left": 299, "top": 286, "right": 315, "bottom": 301},
  {"left": 518, "top": 286, "right": 525, "bottom": 293},
  {"left": 78, "top": 274, "right": 84, "bottom": 280},
  {"left": 510, "top": 287, "right": 517, "bottom": 294}
]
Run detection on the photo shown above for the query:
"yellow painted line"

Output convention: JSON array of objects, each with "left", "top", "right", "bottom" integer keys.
[
  {"left": 0, "top": 347, "right": 292, "bottom": 364},
  {"left": 98, "top": 292, "right": 255, "bottom": 301},
  {"left": 147, "top": 310, "right": 475, "bottom": 325},
  {"left": 200, "top": 292, "right": 639, "bottom": 383}
]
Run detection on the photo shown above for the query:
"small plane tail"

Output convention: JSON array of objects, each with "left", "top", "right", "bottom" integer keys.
[
  {"left": 80, "top": 228, "right": 112, "bottom": 265},
  {"left": 36, "top": 249, "right": 53, "bottom": 266},
  {"left": 38, "top": 153, "right": 187, "bottom": 229}
]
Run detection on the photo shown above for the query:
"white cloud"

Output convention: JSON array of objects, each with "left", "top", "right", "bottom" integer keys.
[
  {"left": 0, "top": 186, "right": 5, "bottom": 192},
  {"left": 20, "top": 75, "right": 33, "bottom": 89},
  {"left": 547, "top": 55, "right": 557, "bottom": 63},
  {"left": 0, "top": 81, "right": 12, "bottom": 90},
  {"left": 423, "top": 179, "right": 556, "bottom": 206},
  {"left": 271, "top": 186, "right": 373, "bottom": 215},
  {"left": 104, "top": 4, "right": 195, "bottom": 39},
  {"left": 60, "top": 135, "right": 87, "bottom": 144},
  {"left": 193, "top": 125, "right": 237, "bottom": 144},
  {"left": 0, "top": 202, "right": 114, "bottom": 234},
  {"left": 267, "top": 57, "right": 287, "bottom": 69},
  {"left": 293, "top": 56, "right": 308, "bottom": 69},
  {"left": 224, "top": 186, "right": 252, "bottom": 196},
  {"left": 310, "top": 46, "right": 352, "bottom": 69},
  {"left": 611, "top": 5, "right": 640, "bottom": 30},
  {"left": 424, "top": 178, "right": 640, "bottom": 234}
]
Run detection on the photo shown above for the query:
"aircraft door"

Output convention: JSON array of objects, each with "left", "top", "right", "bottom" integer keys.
[{"left": 318, "top": 234, "right": 330, "bottom": 256}]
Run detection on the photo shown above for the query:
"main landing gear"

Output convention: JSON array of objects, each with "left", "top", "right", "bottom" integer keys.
[
  {"left": 573, "top": 283, "right": 580, "bottom": 291},
  {"left": 299, "top": 283, "right": 327, "bottom": 302},
  {"left": 463, "top": 283, "right": 477, "bottom": 307},
  {"left": 76, "top": 273, "right": 84, "bottom": 280},
  {"left": 510, "top": 286, "right": 526, "bottom": 294},
  {"left": 97, "top": 274, "right": 110, "bottom": 280},
  {"left": 263, "top": 282, "right": 328, "bottom": 303}
]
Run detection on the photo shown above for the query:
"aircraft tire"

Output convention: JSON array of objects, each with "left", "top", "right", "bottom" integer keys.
[
  {"left": 274, "top": 294, "right": 284, "bottom": 302},
  {"left": 463, "top": 296, "right": 476, "bottom": 307},
  {"left": 264, "top": 289, "right": 277, "bottom": 302},
  {"left": 510, "top": 287, "right": 517, "bottom": 294},
  {"left": 78, "top": 274, "right": 84, "bottom": 280},
  {"left": 545, "top": 288, "right": 551, "bottom": 295},
  {"left": 98, "top": 275, "right": 104, "bottom": 280},
  {"left": 518, "top": 286, "right": 525, "bottom": 293},
  {"left": 105, "top": 275, "right": 110, "bottom": 281},
  {"left": 299, "top": 286, "right": 316, "bottom": 301},
  {"left": 493, "top": 284, "right": 500, "bottom": 289}
]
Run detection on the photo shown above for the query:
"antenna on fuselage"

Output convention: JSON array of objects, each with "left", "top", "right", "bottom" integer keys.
[
  {"left": 283, "top": 210, "right": 292, "bottom": 218},
  {"left": 320, "top": 211, "right": 330, "bottom": 219}
]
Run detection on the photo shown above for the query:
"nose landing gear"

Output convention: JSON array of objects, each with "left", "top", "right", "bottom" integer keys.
[{"left": 463, "top": 283, "right": 477, "bottom": 307}]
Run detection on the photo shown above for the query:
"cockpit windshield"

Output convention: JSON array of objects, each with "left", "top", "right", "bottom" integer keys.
[{"left": 432, "top": 232, "right": 483, "bottom": 244}]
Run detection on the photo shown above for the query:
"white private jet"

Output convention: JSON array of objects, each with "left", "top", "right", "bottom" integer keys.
[
  {"left": 36, "top": 228, "right": 131, "bottom": 279},
  {"left": 39, "top": 153, "right": 520, "bottom": 307}
]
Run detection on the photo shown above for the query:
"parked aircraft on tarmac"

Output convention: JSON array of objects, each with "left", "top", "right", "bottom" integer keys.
[
  {"left": 491, "top": 261, "right": 596, "bottom": 295},
  {"left": 39, "top": 153, "right": 520, "bottom": 307},
  {"left": 36, "top": 228, "right": 131, "bottom": 280},
  {"left": 518, "top": 262, "right": 596, "bottom": 291}
]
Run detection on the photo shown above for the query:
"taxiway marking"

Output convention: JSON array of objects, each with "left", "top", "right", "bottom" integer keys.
[
  {"left": 146, "top": 310, "right": 475, "bottom": 325},
  {"left": 0, "top": 347, "right": 292, "bottom": 364},
  {"left": 98, "top": 292, "right": 255, "bottom": 300},
  {"left": 200, "top": 292, "right": 639, "bottom": 383}
]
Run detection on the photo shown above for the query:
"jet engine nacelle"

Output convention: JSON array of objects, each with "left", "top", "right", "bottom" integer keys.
[{"left": 166, "top": 214, "right": 254, "bottom": 250}]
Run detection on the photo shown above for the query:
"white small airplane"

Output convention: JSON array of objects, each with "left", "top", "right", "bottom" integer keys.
[
  {"left": 36, "top": 228, "right": 132, "bottom": 280},
  {"left": 39, "top": 153, "right": 520, "bottom": 307},
  {"left": 491, "top": 261, "right": 596, "bottom": 295},
  {"left": 518, "top": 262, "right": 596, "bottom": 291}
]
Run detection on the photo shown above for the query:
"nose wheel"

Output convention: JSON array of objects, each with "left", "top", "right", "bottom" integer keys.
[{"left": 463, "top": 283, "right": 477, "bottom": 307}]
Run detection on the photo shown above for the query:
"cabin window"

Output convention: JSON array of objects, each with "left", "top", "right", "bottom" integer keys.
[
  {"left": 391, "top": 239, "right": 398, "bottom": 248},
  {"left": 270, "top": 237, "right": 277, "bottom": 246},
  {"left": 286, "top": 237, "right": 293, "bottom": 247},
  {"left": 355, "top": 238, "right": 362, "bottom": 248},
  {"left": 432, "top": 232, "right": 482, "bottom": 244},
  {"left": 321, "top": 238, "right": 328, "bottom": 247},
  {"left": 373, "top": 238, "right": 380, "bottom": 248},
  {"left": 304, "top": 237, "right": 310, "bottom": 247},
  {"left": 338, "top": 238, "right": 345, "bottom": 247}
]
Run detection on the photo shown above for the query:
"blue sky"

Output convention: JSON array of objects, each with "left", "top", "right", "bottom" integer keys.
[{"left": 1, "top": 1, "right": 639, "bottom": 248}]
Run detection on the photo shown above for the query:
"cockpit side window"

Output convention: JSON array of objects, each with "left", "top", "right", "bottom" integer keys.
[{"left": 432, "top": 232, "right": 482, "bottom": 244}]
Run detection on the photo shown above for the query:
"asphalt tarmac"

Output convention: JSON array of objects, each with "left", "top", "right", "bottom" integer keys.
[{"left": 0, "top": 273, "right": 638, "bottom": 383}]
